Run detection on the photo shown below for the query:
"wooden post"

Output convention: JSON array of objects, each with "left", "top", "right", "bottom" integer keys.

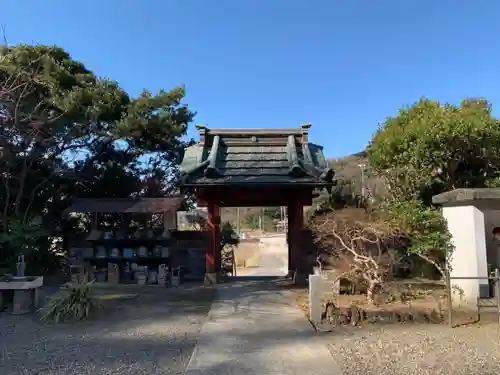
[
  {"left": 287, "top": 203, "right": 294, "bottom": 276},
  {"left": 294, "top": 201, "right": 304, "bottom": 276},
  {"left": 205, "top": 200, "right": 221, "bottom": 285},
  {"left": 287, "top": 199, "right": 304, "bottom": 281},
  {"left": 214, "top": 203, "right": 221, "bottom": 275},
  {"left": 495, "top": 268, "right": 500, "bottom": 325},
  {"left": 445, "top": 266, "right": 453, "bottom": 328},
  {"left": 206, "top": 201, "right": 216, "bottom": 274}
]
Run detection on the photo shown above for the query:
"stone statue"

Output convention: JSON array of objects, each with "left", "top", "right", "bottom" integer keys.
[{"left": 16, "top": 254, "right": 25, "bottom": 277}]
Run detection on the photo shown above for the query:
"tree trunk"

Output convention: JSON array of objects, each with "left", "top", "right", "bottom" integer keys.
[{"left": 366, "top": 281, "right": 378, "bottom": 305}]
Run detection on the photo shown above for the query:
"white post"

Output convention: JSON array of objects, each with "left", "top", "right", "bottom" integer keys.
[
  {"left": 309, "top": 274, "right": 323, "bottom": 322},
  {"left": 443, "top": 205, "right": 489, "bottom": 310}
]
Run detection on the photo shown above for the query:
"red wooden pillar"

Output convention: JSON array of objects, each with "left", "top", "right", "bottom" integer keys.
[
  {"left": 206, "top": 200, "right": 221, "bottom": 284},
  {"left": 287, "top": 199, "right": 304, "bottom": 276}
]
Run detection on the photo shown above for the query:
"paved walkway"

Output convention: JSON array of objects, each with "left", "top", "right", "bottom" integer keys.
[
  {"left": 236, "top": 233, "right": 288, "bottom": 277},
  {"left": 184, "top": 278, "right": 342, "bottom": 375}
]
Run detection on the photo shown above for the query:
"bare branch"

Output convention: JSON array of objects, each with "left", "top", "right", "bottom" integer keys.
[{"left": 310, "top": 207, "right": 404, "bottom": 304}]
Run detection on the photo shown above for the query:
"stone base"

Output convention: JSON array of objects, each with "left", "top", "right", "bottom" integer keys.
[
  {"left": 292, "top": 271, "right": 308, "bottom": 286},
  {"left": 479, "top": 283, "right": 490, "bottom": 299},
  {"left": 33, "top": 288, "right": 41, "bottom": 310},
  {"left": 12, "top": 290, "right": 32, "bottom": 315},
  {"left": 204, "top": 273, "right": 220, "bottom": 286}
]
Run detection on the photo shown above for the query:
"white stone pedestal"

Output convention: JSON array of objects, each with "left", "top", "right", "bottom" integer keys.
[
  {"left": 0, "top": 276, "right": 43, "bottom": 314},
  {"left": 309, "top": 274, "right": 323, "bottom": 322},
  {"left": 443, "top": 205, "right": 489, "bottom": 310},
  {"left": 204, "top": 273, "right": 219, "bottom": 285},
  {"left": 13, "top": 290, "right": 32, "bottom": 315}
]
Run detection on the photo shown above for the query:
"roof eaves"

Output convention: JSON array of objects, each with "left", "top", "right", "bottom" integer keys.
[
  {"left": 180, "top": 144, "right": 209, "bottom": 177},
  {"left": 286, "top": 135, "right": 304, "bottom": 177},
  {"left": 204, "top": 135, "right": 221, "bottom": 178},
  {"left": 63, "top": 197, "right": 184, "bottom": 215},
  {"left": 206, "top": 128, "right": 303, "bottom": 136},
  {"left": 301, "top": 142, "right": 335, "bottom": 183},
  {"left": 180, "top": 158, "right": 210, "bottom": 182}
]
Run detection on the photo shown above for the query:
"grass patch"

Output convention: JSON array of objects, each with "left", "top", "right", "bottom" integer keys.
[{"left": 40, "top": 282, "right": 102, "bottom": 323}]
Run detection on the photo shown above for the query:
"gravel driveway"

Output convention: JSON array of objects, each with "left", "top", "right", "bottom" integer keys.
[
  {"left": 327, "top": 323, "right": 500, "bottom": 375},
  {"left": 0, "top": 285, "right": 215, "bottom": 375}
]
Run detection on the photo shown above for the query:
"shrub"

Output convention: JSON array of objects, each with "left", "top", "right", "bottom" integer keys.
[
  {"left": 309, "top": 207, "right": 407, "bottom": 304},
  {"left": 39, "top": 282, "right": 102, "bottom": 323}
]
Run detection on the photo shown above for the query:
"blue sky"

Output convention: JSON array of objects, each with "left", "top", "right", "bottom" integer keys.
[{"left": 3, "top": 0, "right": 500, "bottom": 158}]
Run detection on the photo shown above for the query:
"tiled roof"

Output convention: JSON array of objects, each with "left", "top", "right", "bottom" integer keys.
[
  {"left": 63, "top": 196, "right": 184, "bottom": 214},
  {"left": 179, "top": 125, "right": 334, "bottom": 186}
]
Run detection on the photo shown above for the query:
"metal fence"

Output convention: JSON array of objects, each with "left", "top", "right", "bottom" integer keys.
[{"left": 445, "top": 268, "right": 500, "bottom": 328}]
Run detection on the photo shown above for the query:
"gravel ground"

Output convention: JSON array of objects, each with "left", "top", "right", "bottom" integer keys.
[
  {"left": 0, "top": 285, "right": 215, "bottom": 375},
  {"left": 327, "top": 323, "right": 500, "bottom": 375}
]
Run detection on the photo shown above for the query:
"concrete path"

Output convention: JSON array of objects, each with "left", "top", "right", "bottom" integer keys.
[
  {"left": 237, "top": 234, "right": 289, "bottom": 277},
  {"left": 184, "top": 278, "right": 342, "bottom": 375}
]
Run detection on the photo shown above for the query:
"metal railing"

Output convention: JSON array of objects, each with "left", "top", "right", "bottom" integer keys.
[
  {"left": 312, "top": 265, "right": 500, "bottom": 328},
  {"left": 445, "top": 268, "right": 500, "bottom": 328}
]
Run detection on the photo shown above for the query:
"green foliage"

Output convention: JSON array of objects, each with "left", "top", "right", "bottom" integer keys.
[
  {"left": 115, "top": 86, "right": 194, "bottom": 157},
  {"left": 244, "top": 214, "right": 260, "bottom": 230},
  {"left": 220, "top": 221, "right": 239, "bottom": 275},
  {"left": 39, "top": 282, "right": 101, "bottom": 323},
  {"left": 0, "top": 44, "right": 194, "bottom": 273},
  {"left": 367, "top": 98, "right": 500, "bottom": 197},
  {"left": 262, "top": 207, "right": 281, "bottom": 221},
  {"left": 364, "top": 98, "right": 500, "bottom": 272},
  {"left": 221, "top": 221, "right": 240, "bottom": 248},
  {"left": 0, "top": 44, "right": 127, "bottom": 142},
  {"left": 0, "top": 215, "right": 47, "bottom": 270},
  {"left": 0, "top": 216, "right": 47, "bottom": 249},
  {"left": 382, "top": 199, "right": 452, "bottom": 269}
]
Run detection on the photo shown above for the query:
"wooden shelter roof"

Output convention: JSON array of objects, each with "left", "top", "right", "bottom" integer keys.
[
  {"left": 63, "top": 196, "right": 184, "bottom": 215},
  {"left": 179, "top": 124, "right": 335, "bottom": 187}
]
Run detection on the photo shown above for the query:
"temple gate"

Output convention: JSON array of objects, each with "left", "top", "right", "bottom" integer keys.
[{"left": 179, "top": 124, "right": 334, "bottom": 284}]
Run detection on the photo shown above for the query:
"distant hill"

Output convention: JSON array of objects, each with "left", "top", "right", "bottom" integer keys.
[{"left": 328, "top": 150, "right": 384, "bottom": 198}]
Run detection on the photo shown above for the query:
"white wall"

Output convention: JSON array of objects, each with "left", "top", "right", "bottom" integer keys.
[{"left": 443, "top": 205, "right": 489, "bottom": 310}]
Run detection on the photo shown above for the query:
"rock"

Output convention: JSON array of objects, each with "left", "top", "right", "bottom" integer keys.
[
  {"left": 314, "top": 322, "right": 334, "bottom": 332},
  {"left": 413, "top": 311, "right": 430, "bottom": 323},
  {"left": 365, "top": 310, "right": 383, "bottom": 323},
  {"left": 392, "top": 311, "right": 402, "bottom": 322},
  {"left": 350, "top": 305, "right": 362, "bottom": 326},
  {"left": 338, "top": 308, "right": 350, "bottom": 325},
  {"left": 318, "top": 301, "right": 446, "bottom": 329},
  {"left": 429, "top": 309, "right": 444, "bottom": 323},
  {"left": 325, "top": 301, "right": 337, "bottom": 325}
]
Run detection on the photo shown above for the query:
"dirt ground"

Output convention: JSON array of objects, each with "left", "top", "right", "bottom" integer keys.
[
  {"left": 292, "top": 285, "right": 498, "bottom": 327},
  {"left": 291, "top": 286, "right": 500, "bottom": 375},
  {"left": 293, "top": 287, "right": 445, "bottom": 315},
  {"left": 0, "top": 283, "right": 216, "bottom": 375}
]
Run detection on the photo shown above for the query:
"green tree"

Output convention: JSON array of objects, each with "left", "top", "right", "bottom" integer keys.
[
  {"left": 0, "top": 44, "right": 194, "bottom": 271},
  {"left": 368, "top": 98, "right": 500, "bottom": 200},
  {"left": 367, "top": 98, "right": 500, "bottom": 275},
  {"left": 244, "top": 214, "right": 260, "bottom": 230},
  {"left": 0, "top": 44, "right": 192, "bottom": 223},
  {"left": 220, "top": 221, "right": 240, "bottom": 275}
]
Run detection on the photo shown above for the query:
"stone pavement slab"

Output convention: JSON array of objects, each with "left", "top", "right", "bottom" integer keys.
[{"left": 184, "top": 278, "right": 342, "bottom": 375}]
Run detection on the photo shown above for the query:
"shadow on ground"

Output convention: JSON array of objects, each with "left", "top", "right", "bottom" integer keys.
[{"left": 0, "top": 277, "right": 320, "bottom": 374}]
